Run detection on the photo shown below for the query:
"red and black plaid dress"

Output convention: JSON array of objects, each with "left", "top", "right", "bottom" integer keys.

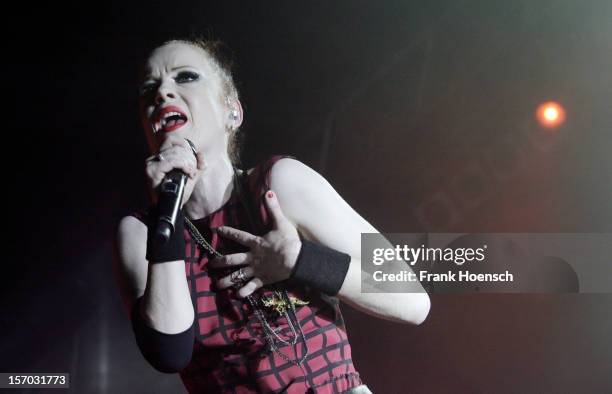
[{"left": 139, "top": 155, "right": 363, "bottom": 393}]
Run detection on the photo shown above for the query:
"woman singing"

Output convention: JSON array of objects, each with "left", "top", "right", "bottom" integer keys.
[{"left": 113, "top": 38, "right": 430, "bottom": 393}]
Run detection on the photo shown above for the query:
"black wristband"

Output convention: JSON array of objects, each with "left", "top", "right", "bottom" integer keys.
[
  {"left": 145, "top": 207, "right": 186, "bottom": 263},
  {"left": 290, "top": 240, "right": 351, "bottom": 296},
  {"left": 131, "top": 297, "right": 194, "bottom": 373}
]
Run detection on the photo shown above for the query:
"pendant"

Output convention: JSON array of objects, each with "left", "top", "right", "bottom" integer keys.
[{"left": 261, "top": 292, "right": 309, "bottom": 315}]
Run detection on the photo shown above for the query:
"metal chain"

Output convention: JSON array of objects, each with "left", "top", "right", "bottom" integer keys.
[
  {"left": 247, "top": 290, "right": 298, "bottom": 346},
  {"left": 184, "top": 217, "right": 220, "bottom": 257},
  {"left": 184, "top": 216, "right": 309, "bottom": 366},
  {"left": 247, "top": 291, "right": 309, "bottom": 365}
]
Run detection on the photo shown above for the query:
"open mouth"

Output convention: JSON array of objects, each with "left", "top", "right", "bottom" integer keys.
[{"left": 153, "top": 106, "right": 188, "bottom": 133}]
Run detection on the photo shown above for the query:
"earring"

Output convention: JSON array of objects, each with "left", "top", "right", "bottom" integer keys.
[{"left": 230, "top": 109, "right": 239, "bottom": 120}]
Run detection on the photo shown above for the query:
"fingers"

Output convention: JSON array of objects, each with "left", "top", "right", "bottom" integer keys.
[
  {"left": 216, "top": 267, "right": 265, "bottom": 297},
  {"left": 159, "top": 151, "right": 197, "bottom": 174},
  {"left": 209, "top": 252, "right": 250, "bottom": 268},
  {"left": 216, "top": 266, "right": 255, "bottom": 290},
  {"left": 155, "top": 135, "right": 198, "bottom": 176},
  {"left": 146, "top": 158, "right": 196, "bottom": 189},
  {"left": 158, "top": 133, "right": 192, "bottom": 152},
  {"left": 215, "top": 226, "right": 263, "bottom": 249},
  {"left": 237, "top": 277, "right": 264, "bottom": 298},
  {"left": 264, "top": 190, "right": 289, "bottom": 230},
  {"left": 145, "top": 143, "right": 199, "bottom": 189}
]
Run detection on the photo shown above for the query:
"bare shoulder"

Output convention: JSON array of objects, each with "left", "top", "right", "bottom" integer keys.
[
  {"left": 266, "top": 157, "right": 351, "bottom": 231},
  {"left": 242, "top": 158, "right": 317, "bottom": 195},
  {"left": 268, "top": 157, "right": 325, "bottom": 193},
  {"left": 243, "top": 157, "right": 306, "bottom": 176}
]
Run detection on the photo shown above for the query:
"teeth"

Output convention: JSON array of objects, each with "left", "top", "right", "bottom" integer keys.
[
  {"left": 161, "top": 112, "right": 185, "bottom": 128},
  {"left": 152, "top": 111, "right": 185, "bottom": 133},
  {"left": 163, "top": 111, "right": 183, "bottom": 120}
]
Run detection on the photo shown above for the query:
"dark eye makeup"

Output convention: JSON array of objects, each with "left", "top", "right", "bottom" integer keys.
[
  {"left": 139, "top": 70, "right": 201, "bottom": 96},
  {"left": 175, "top": 71, "right": 200, "bottom": 83}
]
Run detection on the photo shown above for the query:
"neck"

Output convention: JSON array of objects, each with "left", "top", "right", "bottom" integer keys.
[{"left": 183, "top": 154, "right": 239, "bottom": 220}]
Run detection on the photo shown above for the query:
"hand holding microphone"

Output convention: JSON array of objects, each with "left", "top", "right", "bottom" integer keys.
[
  {"left": 144, "top": 136, "right": 204, "bottom": 262},
  {"left": 145, "top": 135, "right": 203, "bottom": 203}
]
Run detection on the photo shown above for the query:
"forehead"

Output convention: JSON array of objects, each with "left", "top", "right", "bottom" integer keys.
[{"left": 144, "top": 42, "right": 214, "bottom": 76}]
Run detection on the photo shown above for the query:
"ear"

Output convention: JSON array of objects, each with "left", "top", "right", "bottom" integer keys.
[{"left": 227, "top": 98, "right": 244, "bottom": 131}]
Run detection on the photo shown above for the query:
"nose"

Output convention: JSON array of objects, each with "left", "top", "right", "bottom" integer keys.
[{"left": 155, "top": 83, "right": 176, "bottom": 105}]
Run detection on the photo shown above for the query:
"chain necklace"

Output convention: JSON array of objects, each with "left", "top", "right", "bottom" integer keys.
[{"left": 184, "top": 216, "right": 309, "bottom": 366}]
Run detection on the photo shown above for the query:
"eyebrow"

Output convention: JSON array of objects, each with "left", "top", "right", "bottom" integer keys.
[
  {"left": 143, "top": 66, "right": 197, "bottom": 80},
  {"left": 170, "top": 66, "right": 195, "bottom": 71}
]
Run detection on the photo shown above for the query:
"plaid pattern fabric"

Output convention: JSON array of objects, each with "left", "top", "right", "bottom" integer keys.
[{"left": 135, "top": 155, "right": 362, "bottom": 393}]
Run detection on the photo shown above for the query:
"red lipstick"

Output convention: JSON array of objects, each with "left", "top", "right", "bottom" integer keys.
[{"left": 152, "top": 105, "right": 188, "bottom": 133}]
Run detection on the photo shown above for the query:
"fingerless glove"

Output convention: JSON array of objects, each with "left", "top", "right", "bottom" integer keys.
[
  {"left": 290, "top": 240, "right": 351, "bottom": 296},
  {"left": 145, "top": 207, "right": 186, "bottom": 264}
]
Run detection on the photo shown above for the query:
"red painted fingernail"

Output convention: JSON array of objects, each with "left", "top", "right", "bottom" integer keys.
[{"left": 267, "top": 191, "right": 273, "bottom": 198}]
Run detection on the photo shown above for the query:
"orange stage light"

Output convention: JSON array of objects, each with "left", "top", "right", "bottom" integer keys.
[{"left": 536, "top": 101, "right": 566, "bottom": 129}]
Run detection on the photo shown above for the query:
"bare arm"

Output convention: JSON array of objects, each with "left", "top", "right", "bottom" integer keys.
[
  {"left": 113, "top": 135, "right": 204, "bottom": 333},
  {"left": 113, "top": 215, "right": 194, "bottom": 334},
  {"left": 269, "top": 158, "right": 430, "bottom": 325}
]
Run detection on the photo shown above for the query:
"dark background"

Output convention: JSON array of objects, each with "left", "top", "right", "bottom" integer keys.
[{"left": 3, "top": 0, "right": 611, "bottom": 392}]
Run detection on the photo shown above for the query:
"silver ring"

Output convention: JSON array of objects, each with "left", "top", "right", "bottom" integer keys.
[
  {"left": 230, "top": 268, "right": 247, "bottom": 285},
  {"left": 147, "top": 152, "right": 165, "bottom": 163},
  {"left": 230, "top": 268, "right": 248, "bottom": 289}
]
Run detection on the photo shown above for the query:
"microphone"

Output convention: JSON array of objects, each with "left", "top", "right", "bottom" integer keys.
[{"left": 154, "top": 169, "right": 187, "bottom": 243}]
